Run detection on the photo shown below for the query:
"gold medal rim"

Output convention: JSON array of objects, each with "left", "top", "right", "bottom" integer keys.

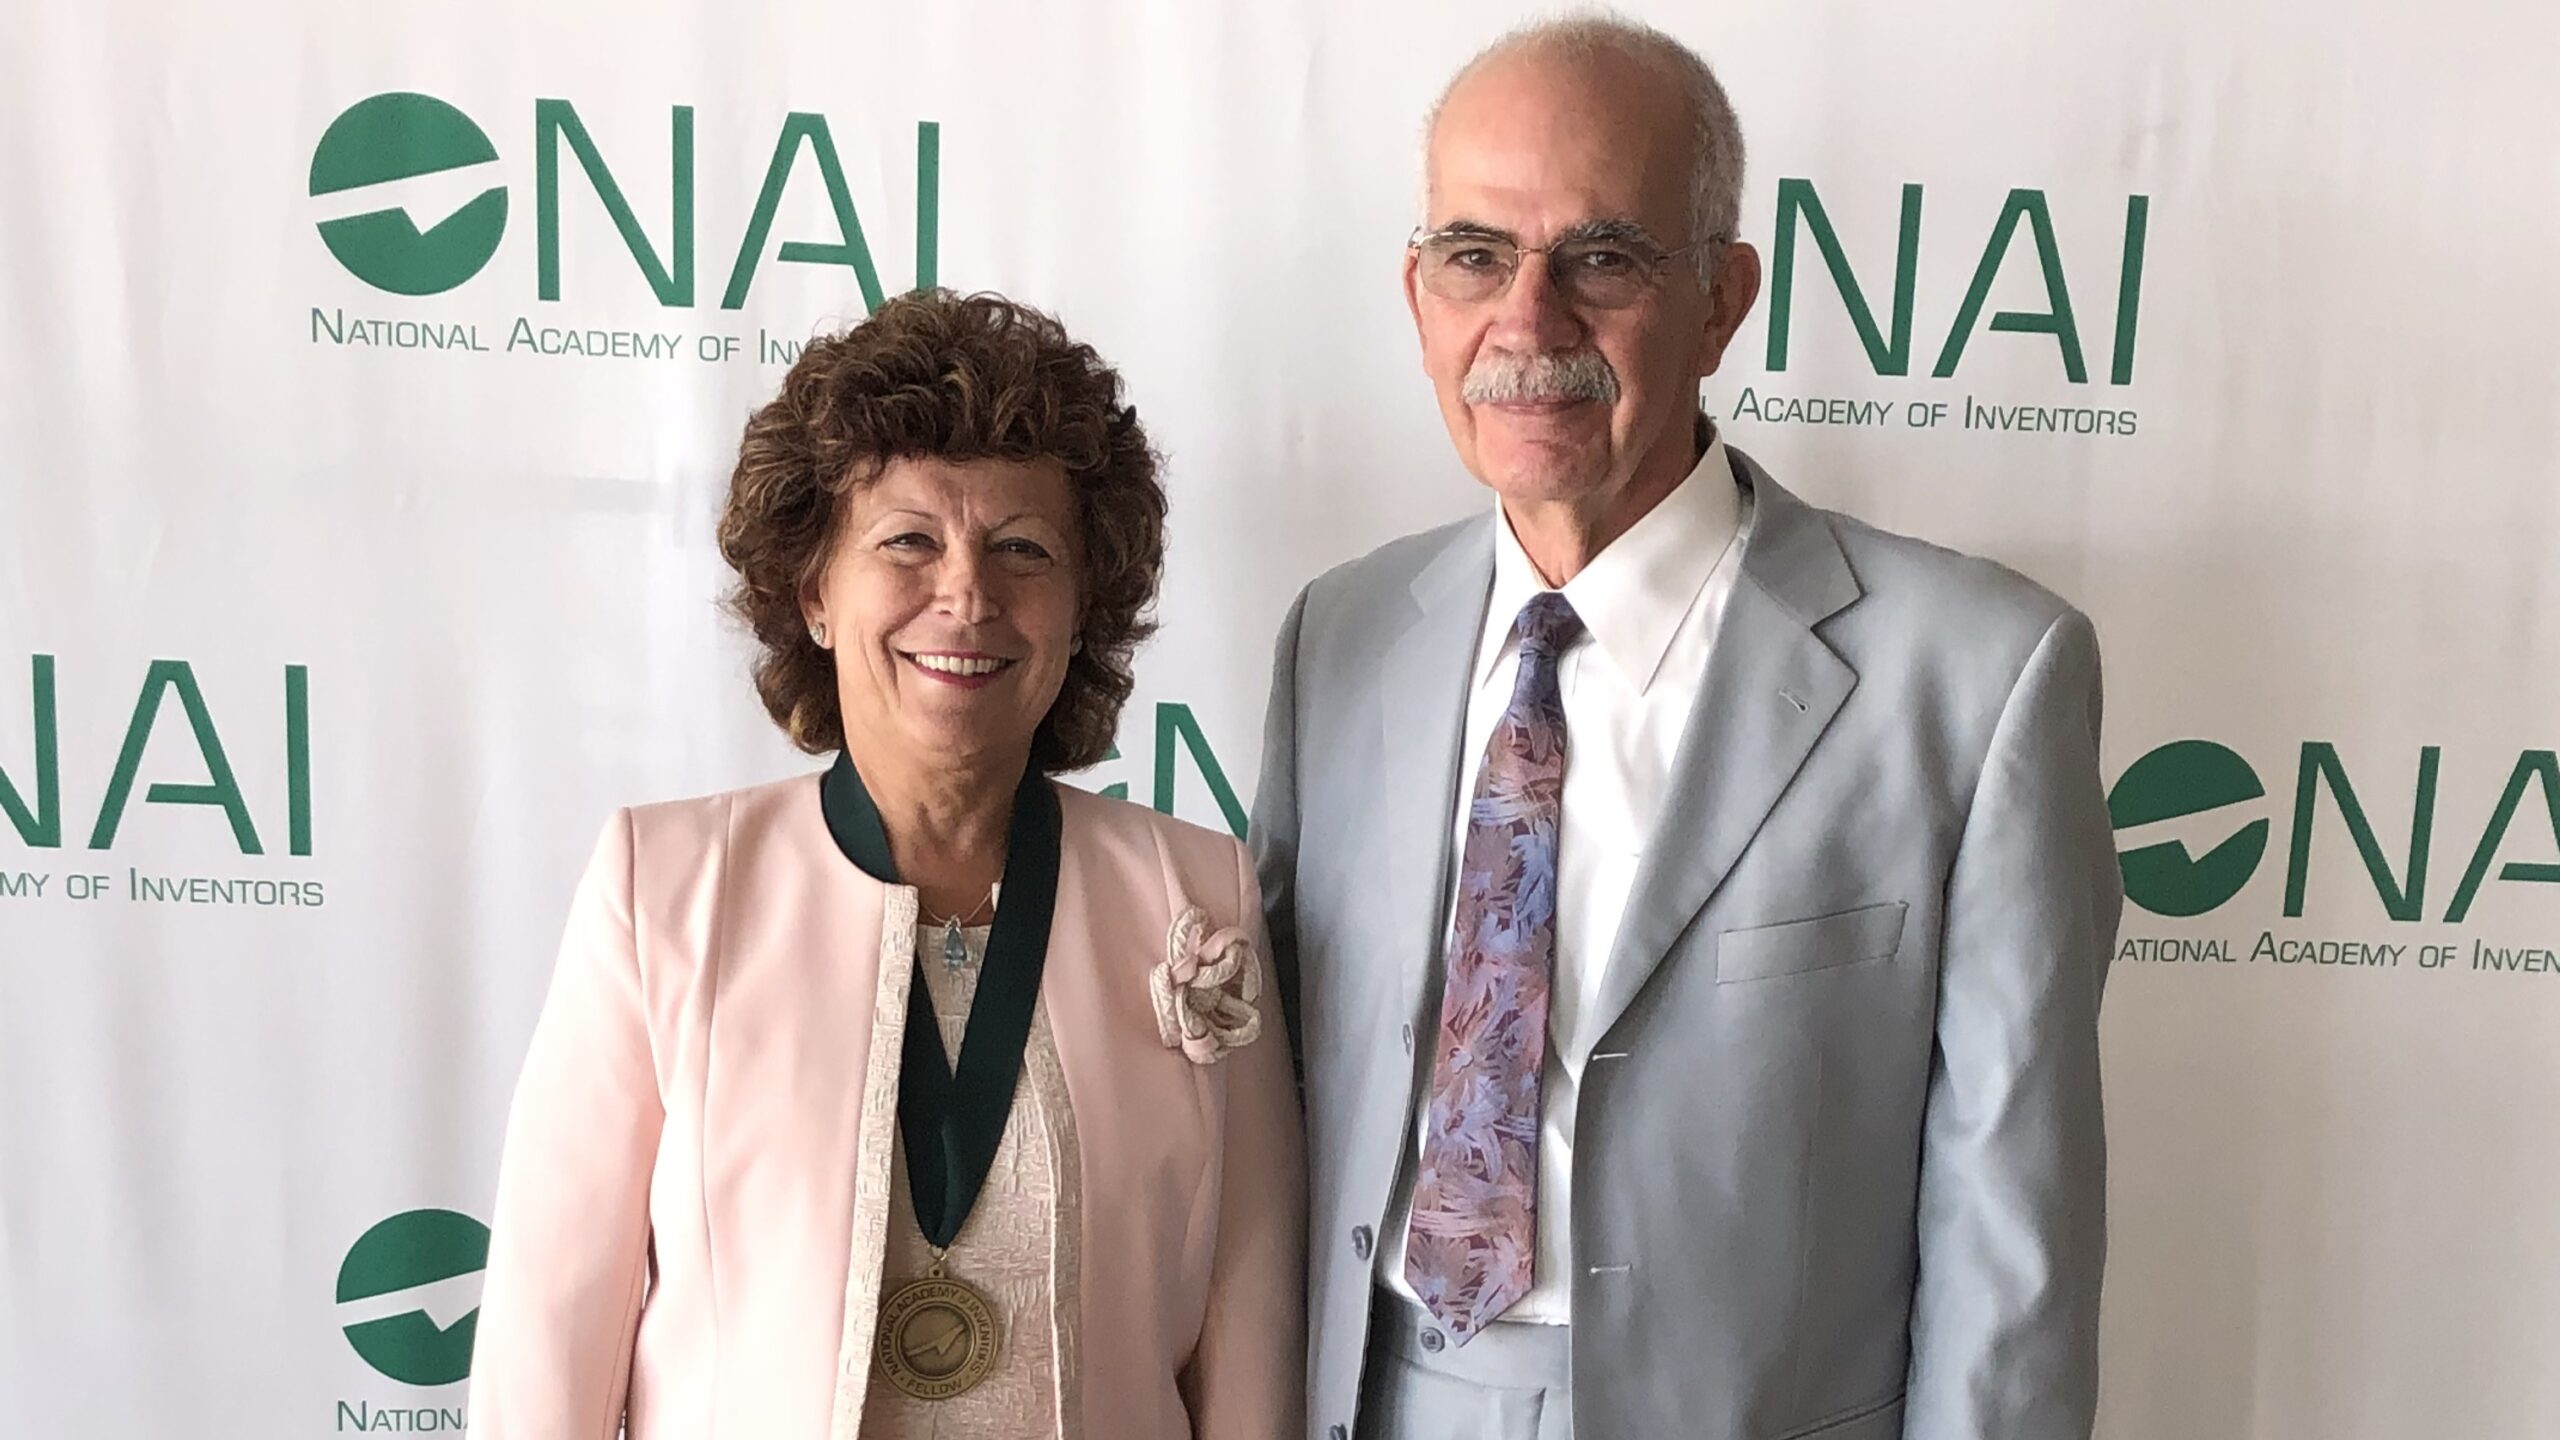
[{"left": 877, "top": 1273, "right": 1002, "bottom": 1401}]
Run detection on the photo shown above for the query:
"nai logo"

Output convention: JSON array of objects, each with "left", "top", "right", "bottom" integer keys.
[
  {"left": 2108, "top": 738, "right": 2560, "bottom": 924},
  {"left": 1764, "top": 179, "right": 2149, "bottom": 386},
  {"left": 2108, "top": 740, "right": 2269, "bottom": 917},
  {"left": 304, "top": 89, "right": 939, "bottom": 309},
  {"left": 337, "top": 1208, "right": 490, "bottom": 1387},
  {"left": 309, "top": 94, "right": 508, "bottom": 297}
]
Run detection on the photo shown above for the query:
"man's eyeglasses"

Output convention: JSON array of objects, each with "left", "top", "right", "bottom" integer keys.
[{"left": 1409, "top": 225, "right": 1722, "bottom": 309}]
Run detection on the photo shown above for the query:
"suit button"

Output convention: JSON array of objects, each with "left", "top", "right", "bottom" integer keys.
[
  {"left": 1401, "top": 1022, "right": 1415, "bottom": 1053},
  {"left": 1352, "top": 1224, "right": 1373, "bottom": 1260},
  {"left": 1331, "top": 1427, "right": 1348, "bottom": 1440},
  {"left": 1420, "top": 1327, "right": 1446, "bottom": 1353}
]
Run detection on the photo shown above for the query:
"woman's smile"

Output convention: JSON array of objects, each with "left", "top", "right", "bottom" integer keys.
[{"left": 903, "top": 650, "right": 1017, "bottom": 688}]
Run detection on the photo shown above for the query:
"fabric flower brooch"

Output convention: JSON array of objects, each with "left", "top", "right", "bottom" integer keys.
[{"left": 1150, "top": 905, "right": 1264, "bottom": 1065}]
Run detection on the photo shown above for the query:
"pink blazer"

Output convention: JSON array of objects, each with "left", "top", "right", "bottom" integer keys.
[{"left": 467, "top": 773, "right": 1305, "bottom": 1439}]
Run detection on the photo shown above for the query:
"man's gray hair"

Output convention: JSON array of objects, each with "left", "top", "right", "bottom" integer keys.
[{"left": 1424, "top": 11, "right": 1746, "bottom": 284}]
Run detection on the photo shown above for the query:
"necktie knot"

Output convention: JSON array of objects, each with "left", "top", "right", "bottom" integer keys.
[{"left": 1514, "top": 592, "right": 1584, "bottom": 668}]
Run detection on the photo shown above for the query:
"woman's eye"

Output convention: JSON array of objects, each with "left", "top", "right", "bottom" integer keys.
[
  {"left": 882, "top": 532, "right": 935, "bottom": 551},
  {"left": 998, "top": 538, "right": 1052, "bottom": 560}
]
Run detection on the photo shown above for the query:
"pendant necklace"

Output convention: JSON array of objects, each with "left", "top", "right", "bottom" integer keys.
[{"left": 923, "top": 883, "right": 998, "bottom": 969}]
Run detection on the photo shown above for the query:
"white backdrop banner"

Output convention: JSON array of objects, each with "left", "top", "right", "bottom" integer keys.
[{"left": 3, "top": 1, "right": 2555, "bottom": 1436}]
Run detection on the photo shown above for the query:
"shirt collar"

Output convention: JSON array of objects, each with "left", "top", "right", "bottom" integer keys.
[{"left": 1475, "top": 430, "right": 1745, "bottom": 697}]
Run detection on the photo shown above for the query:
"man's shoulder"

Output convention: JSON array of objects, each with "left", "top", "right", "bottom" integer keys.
[
  {"left": 1278, "top": 514, "right": 1487, "bottom": 673},
  {"left": 1731, "top": 446, "right": 2075, "bottom": 646},
  {"left": 1740, "top": 469, "right": 2097, "bottom": 706},
  {"left": 1299, "top": 513, "right": 1481, "bottom": 615},
  {"left": 1824, "top": 507, "right": 2076, "bottom": 632}
]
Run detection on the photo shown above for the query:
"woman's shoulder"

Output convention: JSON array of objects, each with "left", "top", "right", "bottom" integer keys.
[
  {"left": 607, "top": 768, "right": 823, "bottom": 862},
  {"left": 1053, "top": 781, "right": 1251, "bottom": 907}
]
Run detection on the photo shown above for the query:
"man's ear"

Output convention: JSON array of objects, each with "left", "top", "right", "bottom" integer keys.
[
  {"left": 1403, "top": 245, "right": 1429, "bottom": 372},
  {"left": 1696, "top": 241, "right": 1764, "bottom": 379}
]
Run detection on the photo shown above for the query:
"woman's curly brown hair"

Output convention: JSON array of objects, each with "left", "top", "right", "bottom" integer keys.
[{"left": 717, "top": 289, "right": 1165, "bottom": 773}]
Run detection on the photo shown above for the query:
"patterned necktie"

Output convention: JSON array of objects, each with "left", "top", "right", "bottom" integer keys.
[{"left": 1403, "top": 590, "right": 1583, "bottom": 1343}]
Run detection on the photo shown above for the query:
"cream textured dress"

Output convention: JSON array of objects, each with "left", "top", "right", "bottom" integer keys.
[{"left": 859, "top": 922, "right": 1081, "bottom": 1440}]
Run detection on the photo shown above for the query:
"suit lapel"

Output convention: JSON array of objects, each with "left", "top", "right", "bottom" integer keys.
[
  {"left": 1583, "top": 452, "right": 1864, "bottom": 1050},
  {"left": 1378, "top": 523, "right": 1496, "bottom": 1018}
]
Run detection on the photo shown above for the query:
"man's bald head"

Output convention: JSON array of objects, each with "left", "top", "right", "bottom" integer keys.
[{"left": 1425, "top": 15, "right": 1746, "bottom": 279}]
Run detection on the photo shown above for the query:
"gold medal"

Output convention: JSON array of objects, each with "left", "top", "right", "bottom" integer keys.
[{"left": 877, "top": 1254, "right": 1001, "bottom": 1401}]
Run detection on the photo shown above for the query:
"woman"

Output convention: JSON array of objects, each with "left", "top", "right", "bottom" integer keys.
[{"left": 467, "top": 291, "right": 1304, "bottom": 1439}]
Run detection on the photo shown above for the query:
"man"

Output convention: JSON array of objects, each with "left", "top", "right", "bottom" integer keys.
[{"left": 1252, "top": 16, "right": 2122, "bottom": 1440}]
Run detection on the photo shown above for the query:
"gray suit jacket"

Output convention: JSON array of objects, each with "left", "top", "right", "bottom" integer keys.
[{"left": 1251, "top": 449, "right": 2121, "bottom": 1440}]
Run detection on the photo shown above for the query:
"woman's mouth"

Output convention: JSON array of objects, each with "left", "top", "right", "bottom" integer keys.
[{"left": 903, "top": 651, "right": 1015, "bottom": 687}]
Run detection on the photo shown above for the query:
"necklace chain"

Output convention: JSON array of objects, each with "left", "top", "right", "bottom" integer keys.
[{"left": 920, "top": 883, "right": 997, "bottom": 929}]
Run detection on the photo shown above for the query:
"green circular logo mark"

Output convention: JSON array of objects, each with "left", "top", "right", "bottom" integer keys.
[
  {"left": 336, "top": 1208, "right": 489, "bottom": 1387},
  {"left": 2109, "top": 739, "right": 2270, "bottom": 917},
  {"left": 310, "top": 93, "right": 507, "bottom": 296}
]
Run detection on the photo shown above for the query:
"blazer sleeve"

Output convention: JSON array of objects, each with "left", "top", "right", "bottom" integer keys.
[
  {"left": 1904, "top": 609, "right": 2122, "bottom": 1440},
  {"left": 1178, "top": 835, "right": 1309, "bottom": 1440},
  {"left": 467, "top": 811, "right": 665, "bottom": 1440},
  {"left": 1247, "top": 583, "right": 1311, "bottom": 1080}
]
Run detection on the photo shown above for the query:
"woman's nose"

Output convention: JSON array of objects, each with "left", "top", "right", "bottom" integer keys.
[{"left": 934, "top": 550, "right": 998, "bottom": 624}]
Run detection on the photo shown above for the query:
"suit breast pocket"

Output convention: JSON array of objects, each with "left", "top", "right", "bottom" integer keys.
[{"left": 1715, "top": 901, "right": 1909, "bottom": 984}]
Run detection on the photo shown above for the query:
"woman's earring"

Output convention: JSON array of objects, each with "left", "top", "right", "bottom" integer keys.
[
  {"left": 1069, "top": 635, "right": 1085, "bottom": 656},
  {"left": 809, "top": 620, "right": 829, "bottom": 648}
]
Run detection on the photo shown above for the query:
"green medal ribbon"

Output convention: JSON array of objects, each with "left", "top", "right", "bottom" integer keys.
[{"left": 820, "top": 751, "right": 1061, "bottom": 1249}]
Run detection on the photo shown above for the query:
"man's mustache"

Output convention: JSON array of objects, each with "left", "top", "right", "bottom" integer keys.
[{"left": 1461, "top": 348, "right": 1622, "bottom": 406}]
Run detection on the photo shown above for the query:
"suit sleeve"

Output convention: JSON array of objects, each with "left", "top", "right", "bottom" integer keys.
[
  {"left": 1247, "top": 584, "right": 1311, "bottom": 1081},
  {"left": 1904, "top": 609, "right": 2123, "bottom": 1440},
  {"left": 1179, "top": 836, "right": 1310, "bottom": 1440},
  {"left": 467, "top": 811, "right": 664, "bottom": 1440}
]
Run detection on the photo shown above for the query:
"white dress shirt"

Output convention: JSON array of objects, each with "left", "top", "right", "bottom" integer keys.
[{"left": 1380, "top": 434, "right": 1753, "bottom": 1323}]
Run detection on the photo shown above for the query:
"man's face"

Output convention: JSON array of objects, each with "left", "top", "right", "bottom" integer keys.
[{"left": 1406, "top": 48, "right": 1760, "bottom": 514}]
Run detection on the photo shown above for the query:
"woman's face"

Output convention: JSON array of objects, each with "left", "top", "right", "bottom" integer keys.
[{"left": 807, "top": 456, "right": 1083, "bottom": 779}]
